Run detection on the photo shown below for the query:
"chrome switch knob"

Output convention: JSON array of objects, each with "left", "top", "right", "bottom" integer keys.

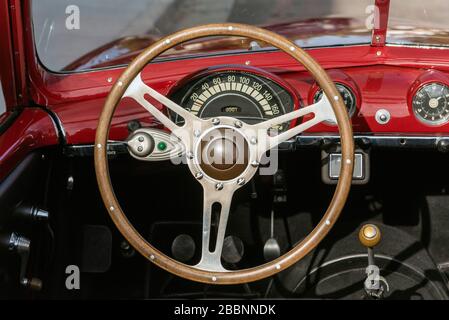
[{"left": 127, "top": 132, "right": 155, "bottom": 157}]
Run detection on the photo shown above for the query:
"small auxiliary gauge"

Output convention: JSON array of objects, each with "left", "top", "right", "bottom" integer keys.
[
  {"left": 313, "top": 83, "right": 356, "bottom": 125},
  {"left": 412, "top": 82, "right": 449, "bottom": 126}
]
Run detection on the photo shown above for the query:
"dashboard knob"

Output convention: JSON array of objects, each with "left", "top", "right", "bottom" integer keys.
[
  {"left": 375, "top": 109, "right": 391, "bottom": 125},
  {"left": 437, "top": 139, "right": 449, "bottom": 153},
  {"left": 127, "top": 120, "right": 141, "bottom": 132},
  {"left": 127, "top": 132, "right": 154, "bottom": 157}
]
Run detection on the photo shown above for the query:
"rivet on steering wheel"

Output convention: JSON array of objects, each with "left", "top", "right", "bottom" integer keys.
[
  {"left": 215, "top": 183, "right": 224, "bottom": 191},
  {"left": 195, "top": 172, "right": 203, "bottom": 180},
  {"left": 194, "top": 129, "right": 201, "bottom": 137}
]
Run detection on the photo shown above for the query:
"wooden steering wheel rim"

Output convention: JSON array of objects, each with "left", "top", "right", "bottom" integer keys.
[{"left": 94, "top": 23, "right": 354, "bottom": 285}]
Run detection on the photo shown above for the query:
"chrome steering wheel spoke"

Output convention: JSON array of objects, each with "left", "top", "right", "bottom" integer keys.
[
  {"left": 123, "top": 72, "right": 205, "bottom": 150},
  {"left": 248, "top": 94, "right": 337, "bottom": 157},
  {"left": 194, "top": 181, "right": 237, "bottom": 272}
]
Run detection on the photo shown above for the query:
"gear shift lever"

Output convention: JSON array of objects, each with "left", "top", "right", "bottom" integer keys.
[{"left": 359, "top": 224, "right": 389, "bottom": 299}]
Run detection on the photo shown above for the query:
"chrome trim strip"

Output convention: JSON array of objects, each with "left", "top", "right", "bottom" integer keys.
[
  {"left": 293, "top": 135, "right": 449, "bottom": 149},
  {"left": 64, "top": 135, "right": 449, "bottom": 157},
  {"left": 63, "top": 141, "right": 127, "bottom": 157},
  {"left": 386, "top": 43, "right": 449, "bottom": 50}
]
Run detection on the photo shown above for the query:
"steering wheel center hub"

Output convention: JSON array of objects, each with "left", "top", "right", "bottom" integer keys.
[
  {"left": 198, "top": 127, "right": 249, "bottom": 181},
  {"left": 204, "top": 137, "right": 238, "bottom": 170}
]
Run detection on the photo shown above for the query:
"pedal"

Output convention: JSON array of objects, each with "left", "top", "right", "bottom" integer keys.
[{"left": 81, "top": 225, "right": 112, "bottom": 273}]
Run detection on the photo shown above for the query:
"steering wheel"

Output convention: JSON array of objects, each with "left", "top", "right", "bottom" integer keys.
[{"left": 95, "top": 23, "right": 354, "bottom": 284}]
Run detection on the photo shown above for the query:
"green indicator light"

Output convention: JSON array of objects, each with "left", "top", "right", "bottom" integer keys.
[{"left": 157, "top": 141, "right": 167, "bottom": 151}]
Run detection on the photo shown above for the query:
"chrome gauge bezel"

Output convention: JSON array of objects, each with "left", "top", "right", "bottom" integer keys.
[
  {"left": 313, "top": 83, "right": 356, "bottom": 125},
  {"left": 412, "top": 82, "right": 449, "bottom": 127},
  {"left": 169, "top": 69, "right": 296, "bottom": 132}
]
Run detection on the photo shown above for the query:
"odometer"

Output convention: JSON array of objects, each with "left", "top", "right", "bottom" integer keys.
[
  {"left": 413, "top": 83, "right": 449, "bottom": 126},
  {"left": 170, "top": 71, "right": 294, "bottom": 132}
]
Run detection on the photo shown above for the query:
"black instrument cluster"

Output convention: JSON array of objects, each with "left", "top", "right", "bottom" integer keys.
[{"left": 169, "top": 70, "right": 295, "bottom": 132}]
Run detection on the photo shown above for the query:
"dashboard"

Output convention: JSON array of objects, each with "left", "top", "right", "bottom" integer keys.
[
  {"left": 36, "top": 46, "right": 449, "bottom": 149},
  {"left": 164, "top": 65, "right": 449, "bottom": 137},
  {"left": 6, "top": 45, "right": 449, "bottom": 181}
]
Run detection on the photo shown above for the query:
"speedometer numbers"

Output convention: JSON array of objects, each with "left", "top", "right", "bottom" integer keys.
[
  {"left": 171, "top": 71, "right": 294, "bottom": 132},
  {"left": 412, "top": 83, "right": 449, "bottom": 126}
]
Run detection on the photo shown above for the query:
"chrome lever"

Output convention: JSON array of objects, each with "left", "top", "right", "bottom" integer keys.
[
  {"left": 1, "top": 232, "right": 42, "bottom": 291},
  {"left": 359, "top": 224, "right": 389, "bottom": 299}
]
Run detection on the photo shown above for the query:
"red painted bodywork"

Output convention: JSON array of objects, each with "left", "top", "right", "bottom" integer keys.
[
  {"left": 33, "top": 45, "right": 449, "bottom": 144},
  {"left": 0, "top": 0, "right": 28, "bottom": 109},
  {"left": 0, "top": 108, "right": 59, "bottom": 180},
  {"left": 3, "top": 0, "right": 449, "bottom": 180}
]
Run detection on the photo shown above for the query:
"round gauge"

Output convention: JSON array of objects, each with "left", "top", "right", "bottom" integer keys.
[
  {"left": 170, "top": 71, "right": 294, "bottom": 132},
  {"left": 412, "top": 83, "right": 449, "bottom": 126},
  {"left": 313, "top": 83, "right": 356, "bottom": 125}
]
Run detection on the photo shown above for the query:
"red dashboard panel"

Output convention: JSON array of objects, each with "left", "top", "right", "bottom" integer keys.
[
  {"left": 14, "top": 0, "right": 449, "bottom": 146},
  {"left": 299, "top": 66, "right": 449, "bottom": 134},
  {"left": 41, "top": 45, "right": 449, "bottom": 145}
]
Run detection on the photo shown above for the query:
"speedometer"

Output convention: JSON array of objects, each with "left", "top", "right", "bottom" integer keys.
[{"left": 170, "top": 70, "right": 295, "bottom": 132}]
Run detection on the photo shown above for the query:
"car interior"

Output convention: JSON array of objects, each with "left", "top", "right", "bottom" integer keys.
[{"left": 1, "top": 0, "right": 449, "bottom": 301}]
